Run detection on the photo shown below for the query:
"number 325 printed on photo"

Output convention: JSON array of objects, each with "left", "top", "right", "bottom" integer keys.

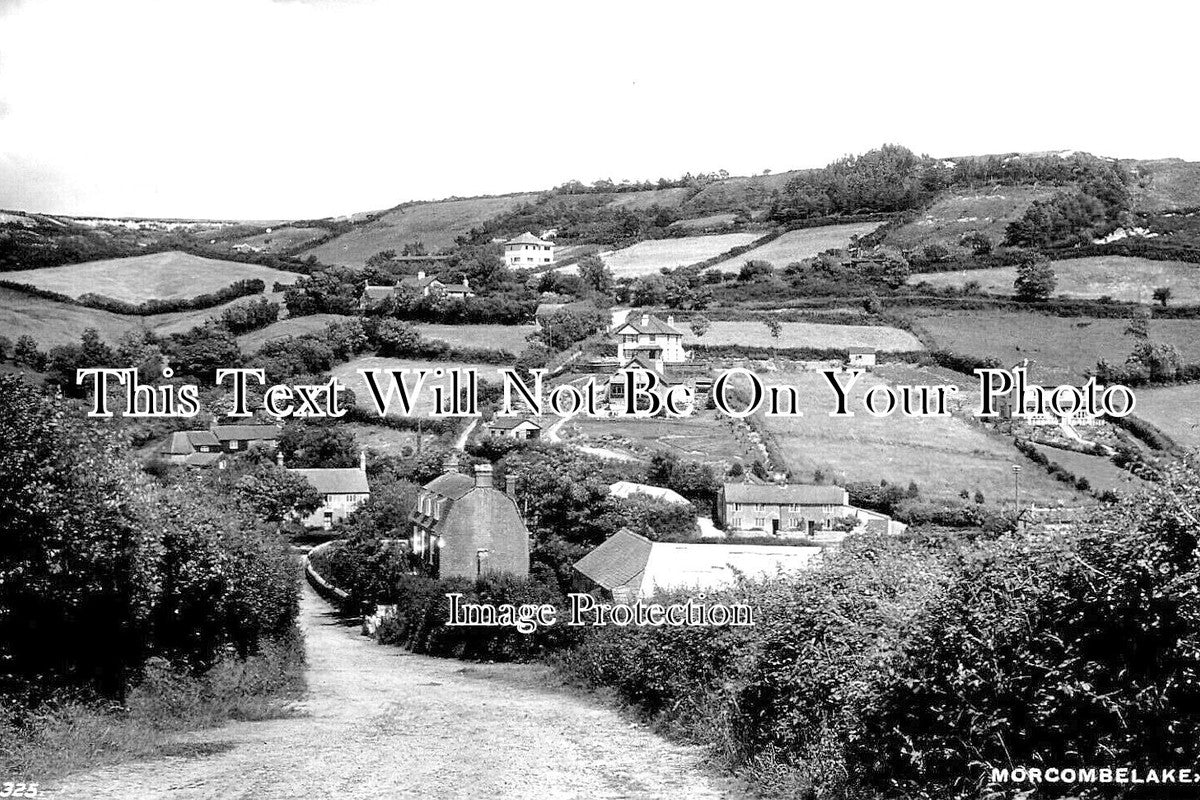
[{"left": 0, "top": 783, "right": 38, "bottom": 797}]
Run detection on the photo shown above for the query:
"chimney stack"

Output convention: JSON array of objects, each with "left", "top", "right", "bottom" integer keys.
[
  {"left": 641, "top": 313, "right": 650, "bottom": 327},
  {"left": 359, "top": 450, "right": 367, "bottom": 471},
  {"left": 474, "top": 463, "right": 493, "bottom": 489},
  {"left": 667, "top": 315, "right": 675, "bottom": 328},
  {"left": 462, "top": 277, "right": 469, "bottom": 289},
  {"left": 443, "top": 453, "right": 460, "bottom": 474},
  {"left": 418, "top": 270, "right": 426, "bottom": 280},
  {"left": 506, "top": 474, "right": 517, "bottom": 497},
  {"left": 276, "top": 451, "right": 284, "bottom": 467}
]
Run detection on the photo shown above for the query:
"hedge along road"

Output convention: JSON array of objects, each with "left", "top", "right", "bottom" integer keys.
[{"left": 51, "top": 582, "right": 734, "bottom": 800}]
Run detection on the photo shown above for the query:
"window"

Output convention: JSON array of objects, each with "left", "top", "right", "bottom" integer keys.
[
  {"left": 754, "top": 503, "right": 765, "bottom": 512},
  {"left": 754, "top": 517, "right": 766, "bottom": 529},
  {"left": 228, "top": 440, "right": 239, "bottom": 450},
  {"left": 733, "top": 503, "right": 742, "bottom": 511}
]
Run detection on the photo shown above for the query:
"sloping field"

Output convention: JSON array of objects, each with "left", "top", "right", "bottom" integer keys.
[
  {"left": 916, "top": 256, "right": 1200, "bottom": 303},
  {"left": 566, "top": 233, "right": 760, "bottom": 278},
  {"left": 1132, "top": 384, "right": 1200, "bottom": 451},
  {"left": 236, "top": 313, "right": 354, "bottom": 353},
  {"left": 1125, "top": 158, "right": 1200, "bottom": 212},
  {"left": 915, "top": 310, "right": 1200, "bottom": 384},
  {"left": 685, "top": 320, "right": 922, "bottom": 351},
  {"left": 670, "top": 213, "right": 737, "bottom": 231},
  {"left": 228, "top": 226, "right": 328, "bottom": 254},
  {"left": 881, "top": 187, "right": 1058, "bottom": 251},
  {"left": 0, "top": 286, "right": 269, "bottom": 348},
  {"left": 755, "top": 367, "right": 1084, "bottom": 504},
  {"left": 707, "top": 223, "right": 883, "bottom": 272},
  {"left": 2, "top": 251, "right": 300, "bottom": 303},
  {"left": 684, "top": 170, "right": 801, "bottom": 213},
  {"left": 301, "top": 194, "right": 539, "bottom": 265},
  {"left": 1031, "top": 443, "right": 1148, "bottom": 494},
  {"left": 605, "top": 187, "right": 695, "bottom": 210},
  {"left": 415, "top": 324, "right": 534, "bottom": 354}
]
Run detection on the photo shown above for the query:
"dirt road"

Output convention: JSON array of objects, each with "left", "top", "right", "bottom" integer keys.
[{"left": 51, "top": 584, "right": 732, "bottom": 799}]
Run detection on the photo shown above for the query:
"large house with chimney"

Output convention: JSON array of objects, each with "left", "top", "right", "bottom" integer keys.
[
  {"left": 287, "top": 451, "right": 371, "bottom": 529},
  {"left": 409, "top": 457, "right": 530, "bottom": 579},
  {"left": 613, "top": 313, "right": 686, "bottom": 365},
  {"left": 361, "top": 271, "right": 475, "bottom": 309},
  {"left": 503, "top": 232, "right": 554, "bottom": 268},
  {"left": 718, "top": 482, "right": 905, "bottom": 538}
]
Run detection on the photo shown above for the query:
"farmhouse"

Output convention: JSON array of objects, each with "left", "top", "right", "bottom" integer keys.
[
  {"left": 613, "top": 313, "right": 686, "bottom": 364},
  {"left": 409, "top": 458, "right": 530, "bottom": 579},
  {"left": 503, "top": 232, "right": 554, "bottom": 268},
  {"left": 574, "top": 528, "right": 821, "bottom": 602},
  {"left": 486, "top": 415, "right": 543, "bottom": 440},
  {"left": 287, "top": 451, "right": 370, "bottom": 529},
  {"left": 848, "top": 347, "right": 877, "bottom": 368},
  {"left": 718, "top": 482, "right": 905, "bottom": 538}
]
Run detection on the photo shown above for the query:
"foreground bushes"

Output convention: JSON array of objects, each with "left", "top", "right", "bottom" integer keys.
[{"left": 559, "top": 464, "right": 1200, "bottom": 798}]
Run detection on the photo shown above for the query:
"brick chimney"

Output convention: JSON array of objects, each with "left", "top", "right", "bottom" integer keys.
[
  {"left": 462, "top": 277, "right": 470, "bottom": 289},
  {"left": 443, "top": 453, "right": 459, "bottom": 474},
  {"left": 276, "top": 451, "right": 284, "bottom": 467},
  {"left": 359, "top": 450, "right": 367, "bottom": 471},
  {"left": 641, "top": 313, "right": 650, "bottom": 327},
  {"left": 506, "top": 474, "right": 517, "bottom": 497},
  {"left": 667, "top": 315, "right": 675, "bottom": 328},
  {"left": 474, "top": 463, "right": 493, "bottom": 489},
  {"left": 417, "top": 270, "right": 426, "bottom": 280}
]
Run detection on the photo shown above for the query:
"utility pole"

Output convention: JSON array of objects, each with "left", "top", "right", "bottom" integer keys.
[{"left": 1012, "top": 464, "right": 1021, "bottom": 523}]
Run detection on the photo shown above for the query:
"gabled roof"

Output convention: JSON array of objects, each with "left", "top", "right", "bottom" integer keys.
[
  {"left": 186, "top": 430, "right": 220, "bottom": 446},
  {"left": 423, "top": 471, "right": 476, "bottom": 501},
  {"left": 487, "top": 415, "right": 542, "bottom": 431},
  {"left": 505, "top": 232, "right": 551, "bottom": 246},
  {"left": 442, "top": 283, "right": 473, "bottom": 293},
  {"left": 290, "top": 468, "right": 369, "bottom": 495},
  {"left": 161, "top": 432, "right": 197, "bottom": 455},
  {"left": 212, "top": 424, "right": 281, "bottom": 442},
  {"left": 614, "top": 314, "right": 682, "bottom": 336},
  {"left": 640, "top": 542, "right": 822, "bottom": 595},
  {"left": 848, "top": 347, "right": 877, "bottom": 355},
  {"left": 609, "top": 481, "right": 689, "bottom": 506},
  {"left": 400, "top": 274, "right": 441, "bottom": 289},
  {"left": 721, "top": 482, "right": 848, "bottom": 505},
  {"left": 573, "top": 528, "right": 653, "bottom": 592}
]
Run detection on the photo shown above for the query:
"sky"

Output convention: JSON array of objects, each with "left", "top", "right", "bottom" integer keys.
[{"left": 0, "top": 0, "right": 1197, "bottom": 220}]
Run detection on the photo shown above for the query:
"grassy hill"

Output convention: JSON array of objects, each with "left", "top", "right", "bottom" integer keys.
[
  {"left": 875, "top": 187, "right": 1059, "bottom": 252},
  {"left": 707, "top": 223, "right": 883, "bottom": 272},
  {"left": 1125, "top": 158, "right": 1200, "bottom": 212},
  {"left": 2, "top": 251, "right": 300, "bottom": 304},
  {"left": 300, "top": 194, "right": 540, "bottom": 265}
]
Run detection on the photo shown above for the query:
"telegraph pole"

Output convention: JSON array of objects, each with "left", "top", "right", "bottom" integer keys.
[{"left": 1012, "top": 464, "right": 1021, "bottom": 522}]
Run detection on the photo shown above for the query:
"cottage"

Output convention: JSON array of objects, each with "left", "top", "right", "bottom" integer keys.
[
  {"left": 485, "top": 415, "right": 542, "bottom": 440},
  {"left": 718, "top": 482, "right": 905, "bottom": 538},
  {"left": 848, "top": 347, "right": 877, "bottom": 368},
  {"left": 503, "top": 232, "right": 554, "bottom": 268},
  {"left": 212, "top": 424, "right": 281, "bottom": 452},
  {"left": 409, "top": 459, "right": 530, "bottom": 579},
  {"left": 160, "top": 430, "right": 223, "bottom": 467},
  {"left": 612, "top": 313, "right": 686, "bottom": 364},
  {"left": 574, "top": 528, "right": 821, "bottom": 602},
  {"left": 288, "top": 451, "right": 370, "bottom": 529}
]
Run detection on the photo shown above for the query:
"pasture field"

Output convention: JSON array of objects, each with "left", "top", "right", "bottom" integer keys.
[
  {"left": 415, "top": 324, "right": 534, "bottom": 354},
  {"left": 753, "top": 367, "right": 1084, "bottom": 504},
  {"left": 707, "top": 223, "right": 883, "bottom": 272},
  {"left": 567, "top": 410, "right": 757, "bottom": 466},
  {"left": 684, "top": 320, "right": 923, "bottom": 351},
  {"left": 563, "top": 233, "right": 760, "bottom": 278},
  {"left": 914, "top": 310, "right": 1200, "bottom": 384},
  {"left": 1126, "top": 158, "right": 1200, "bottom": 212},
  {"left": 670, "top": 213, "right": 737, "bottom": 231},
  {"left": 344, "top": 422, "right": 435, "bottom": 457},
  {"left": 331, "top": 356, "right": 509, "bottom": 417},
  {"left": 2, "top": 251, "right": 300, "bottom": 303},
  {"left": 0, "top": 286, "right": 280, "bottom": 348},
  {"left": 915, "top": 256, "right": 1200, "bottom": 303},
  {"left": 301, "top": 194, "right": 539, "bottom": 265},
  {"left": 228, "top": 226, "right": 328, "bottom": 254},
  {"left": 880, "top": 187, "right": 1058, "bottom": 251},
  {"left": 605, "top": 187, "right": 695, "bottom": 210},
  {"left": 1031, "top": 443, "right": 1148, "bottom": 494},
  {"left": 236, "top": 314, "right": 354, "bottom": 353},
  {"left": 1131, "top": 384, "right": 1200, "bottom": 451}
]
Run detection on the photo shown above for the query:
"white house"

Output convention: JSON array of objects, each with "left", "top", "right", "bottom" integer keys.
[
  {"left": 613, "top": 313, "right": 686, "bottom": 365},
  {"left": 848, "top": 347, "right": 877, "bottom": 368},
  {"left": 485, "top": 415, "right": 543, "bottom": 440},
  {"left": 288, "top": 452, "right": 371, "bottom": 529},
  {"left": 503, "top": 232, "right": 554, "bottom": 268},
  {"left": 718, "top": 482, "right": 906, "bottom": 538}
]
